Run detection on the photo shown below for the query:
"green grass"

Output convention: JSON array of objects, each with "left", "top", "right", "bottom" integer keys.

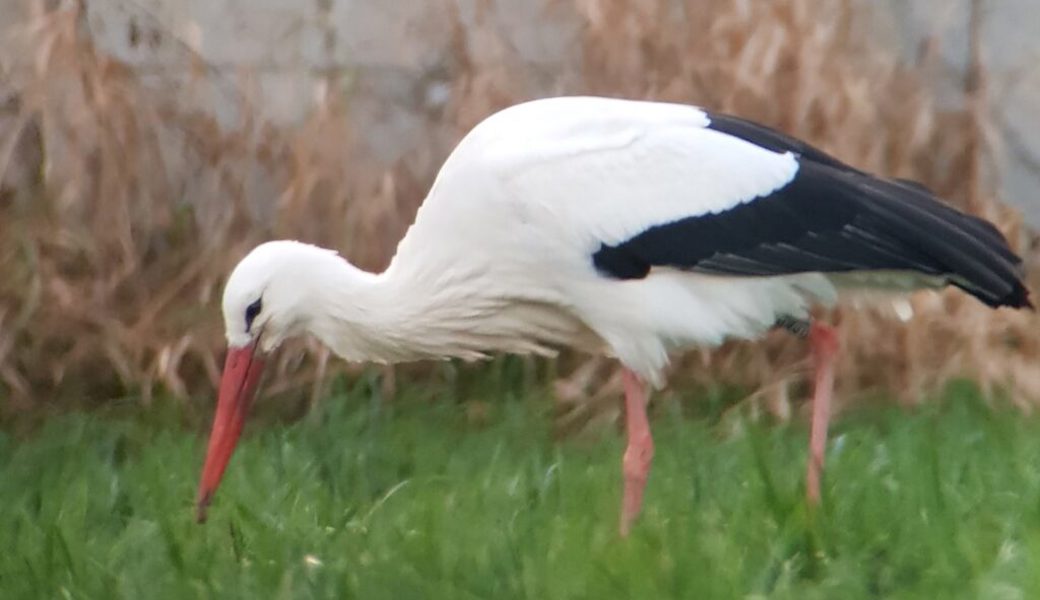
[{"left": 4, "top": 371, "right": 1040, "bottom": 599}]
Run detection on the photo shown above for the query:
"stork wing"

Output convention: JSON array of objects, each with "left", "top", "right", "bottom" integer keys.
[{"left": 416, "top": 97, "right": 1029, "bottom": 308}]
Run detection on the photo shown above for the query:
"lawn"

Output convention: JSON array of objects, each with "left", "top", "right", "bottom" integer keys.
[{"left": 3, "top": 367, "right": 1040, "bottom": 599}]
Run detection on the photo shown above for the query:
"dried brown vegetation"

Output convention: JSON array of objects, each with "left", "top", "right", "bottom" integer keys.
[{"left": 0, "top": 0, "right": 1037, "bottom": 424}]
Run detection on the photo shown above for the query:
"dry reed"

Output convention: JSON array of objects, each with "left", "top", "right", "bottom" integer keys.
[{"left": 0, "top": 0, "right": 1036, "bottom": 427}]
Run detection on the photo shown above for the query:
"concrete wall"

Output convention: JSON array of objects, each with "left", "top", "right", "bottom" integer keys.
[
  {"left": 880, "top": 0, "right": 1040, "bottom": 224},
  {"left": 4, "top": 0, "right": 1039, "bottom": 223},
  {"left": 73, "top": 0, "right": 582, "bottom": 164}
]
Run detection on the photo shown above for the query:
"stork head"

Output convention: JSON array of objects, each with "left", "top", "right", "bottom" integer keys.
[{"left": 195, "top": 240, "right": 339, "bottom": 522}]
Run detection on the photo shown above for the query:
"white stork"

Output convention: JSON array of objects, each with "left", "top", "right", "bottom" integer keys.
[{"left": 195, "top": 96, "right": 1030, "bottom": 533}]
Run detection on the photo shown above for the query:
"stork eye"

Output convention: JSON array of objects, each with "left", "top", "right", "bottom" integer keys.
[{"left": 244, "top": 298, "right": 263, "bottom": 331}]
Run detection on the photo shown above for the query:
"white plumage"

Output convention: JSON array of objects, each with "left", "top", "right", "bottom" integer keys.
[
  {"left": 196, "top": 96, "right": 1029, "bottom": 531},
  {"left": 363, "top": 97, "right": 825, "bottom": 382}
]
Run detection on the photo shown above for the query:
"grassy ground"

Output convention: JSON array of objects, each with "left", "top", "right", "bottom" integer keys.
[{"left": 3, "top": 369, "right": 1040, "bottom": 599}]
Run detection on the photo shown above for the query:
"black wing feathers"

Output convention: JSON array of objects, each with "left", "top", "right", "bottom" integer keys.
[
  {"left": 709, "top": 113, "right": 1018, "bottom": 260},
  {"left": 706, "top": 112, "right": 1022, "bottom": 267},
  {"left": 702, "top": 113, "right": 859, "bottom": 174},
  {"left": 592, "top": 113, "right": 1030, "bottom": 309}
]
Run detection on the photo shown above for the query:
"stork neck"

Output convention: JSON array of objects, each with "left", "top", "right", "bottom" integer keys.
[{"left": 304, "top": 252, "right": 492, "bottom": 363}]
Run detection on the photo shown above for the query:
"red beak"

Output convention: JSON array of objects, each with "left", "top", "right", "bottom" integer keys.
[{"left": 195, "top": 343, "right": 266, "bottom": 523}]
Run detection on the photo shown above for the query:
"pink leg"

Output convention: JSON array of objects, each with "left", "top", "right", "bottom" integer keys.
[
  {"left": 620, "top": 367, "right": 654, "bottom": 537},
  {"left": 806, "top": 322, "right": 839, "bottom": 506}
]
